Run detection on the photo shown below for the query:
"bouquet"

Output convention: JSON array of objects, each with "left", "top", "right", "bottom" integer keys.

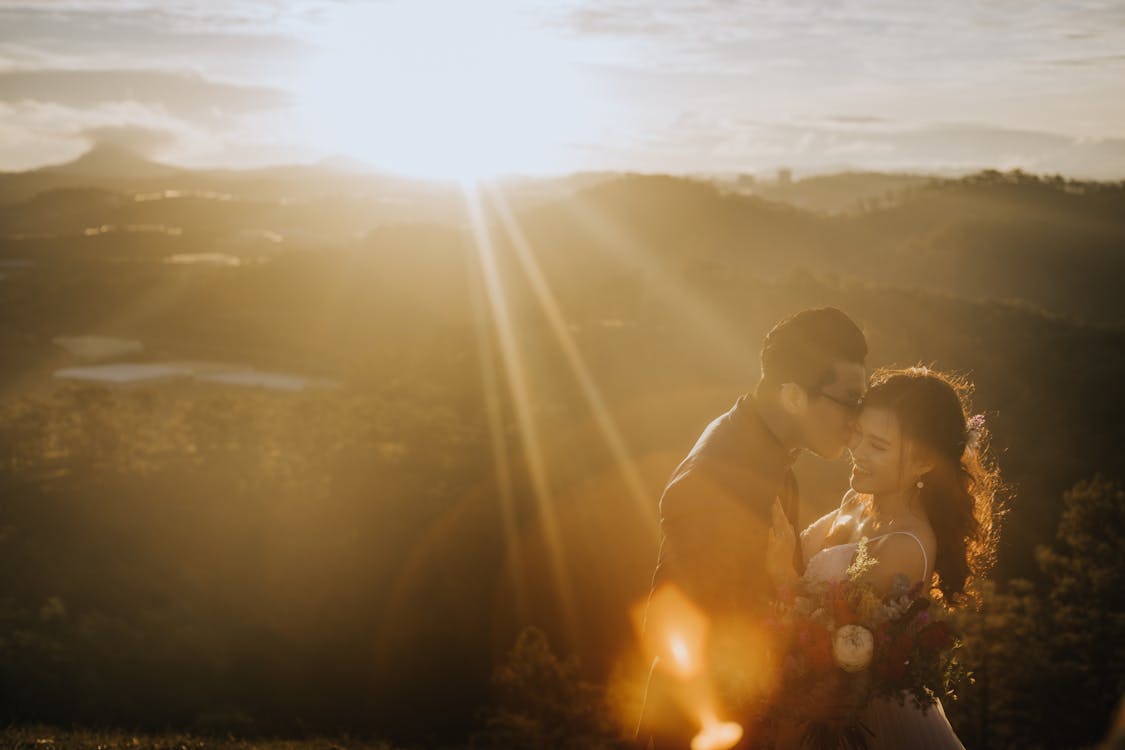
[{"left": 757, "top": 539, "right": 964, "bottom": 750}]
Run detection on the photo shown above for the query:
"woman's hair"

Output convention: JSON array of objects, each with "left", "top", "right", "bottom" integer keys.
[{"left": 861, "top": 366, "right": 1006, "bottom": 607}]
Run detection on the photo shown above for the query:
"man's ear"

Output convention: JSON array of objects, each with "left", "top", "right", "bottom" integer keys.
[{"left": 779, "top": 382, "right": 808, "bottom": 416}]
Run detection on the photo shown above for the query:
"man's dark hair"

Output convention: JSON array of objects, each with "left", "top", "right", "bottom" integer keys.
[{"left": 759, "top": 307, "right": 866, "bottom": 390}]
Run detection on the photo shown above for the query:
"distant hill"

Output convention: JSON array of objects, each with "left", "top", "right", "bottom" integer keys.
[
  {"left": 841, "top": 171, "right": 1125, "bottom": 323},
  {"left": 0, "top": 149, "right": 619, "bottom": 231},
  {"left": 740, "top": 171, "right": 937, "bottom": 214},
  {"left": 0, "top": 147, "right": 455, "bottom": 208},
  {"left": 3, "top": 156, "right": 1124, "bottom": 324},
  {"left": 498, "top": 171, "right": 1125, "bottom": 325},
  {"left": 41, "top": 144, "right": 184, "bottom": 180}
]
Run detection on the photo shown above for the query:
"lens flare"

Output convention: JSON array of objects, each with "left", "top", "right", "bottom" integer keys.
[{"left": 691, "top": 718, "right": 744, "bottom": 750}]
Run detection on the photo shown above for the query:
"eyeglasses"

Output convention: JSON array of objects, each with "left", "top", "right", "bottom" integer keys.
[{"left": 811, "top": 388, "right": 864, "bottom": 411}]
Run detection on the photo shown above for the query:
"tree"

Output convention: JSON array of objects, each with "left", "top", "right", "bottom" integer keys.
[
  {"left": 475, "top": 627, "right": 620, "bottom": 750},
  {"left": 949, "top": 579, "right": 1051, "bottom": 749},
  {"left": 1035, "top": 476, "right": 1125, "bottom": 747},
  {"left": 947, "top": 476, "right": 1125, "bottom": 749}
]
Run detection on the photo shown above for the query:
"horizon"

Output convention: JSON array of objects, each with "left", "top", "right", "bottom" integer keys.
[
  {"left": 2, "top": 0, "right": 1125, "bottom": 180},
  {"left": 5, "top": 140, "right": 1117, "bottom": 187}
]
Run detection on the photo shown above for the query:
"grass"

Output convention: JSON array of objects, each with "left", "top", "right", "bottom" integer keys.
[{"left": 0, "top": 726, "right": 411, "bottom": 750}]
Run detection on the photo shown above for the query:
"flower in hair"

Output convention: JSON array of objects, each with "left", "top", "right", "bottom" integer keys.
[{"left": 966, "top": 413, "right": 986, "bottom": 449}]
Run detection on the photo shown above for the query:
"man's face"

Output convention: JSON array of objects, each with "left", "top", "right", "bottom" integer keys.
[{"left": 799, "top": 361, "right": 867, "bottom": 459}]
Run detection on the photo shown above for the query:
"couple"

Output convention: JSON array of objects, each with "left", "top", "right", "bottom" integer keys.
[{"left": 638, "top": 307, "right": 1001, "bottom": 749}]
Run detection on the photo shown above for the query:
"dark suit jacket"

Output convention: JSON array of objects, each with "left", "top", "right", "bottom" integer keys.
[
  {"left": 637, "top": 395, "right": 803, "bottom": 748},
  {"left": 653, "top": 394, "right": 803, "bottom": 617}
]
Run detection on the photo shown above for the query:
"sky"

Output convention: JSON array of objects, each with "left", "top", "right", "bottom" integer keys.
[{"left": 1, "top": 0, "right": 1124, "bottom": 179}]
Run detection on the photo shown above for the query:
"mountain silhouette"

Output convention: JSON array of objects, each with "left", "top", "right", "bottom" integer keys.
[
  {"left": 3, "top": 155, "right": 1123, "bottom": 324},
  {"left": 40, "top": 144, "right": 183, "bottom": 180}
]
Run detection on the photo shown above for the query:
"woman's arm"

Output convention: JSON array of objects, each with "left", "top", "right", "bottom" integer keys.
[
  {"left": 799, "top": 510, "right": 838, "bottom": 563},
  {"left": 799, "top": 489, "right": 861, "bottom": 562}
]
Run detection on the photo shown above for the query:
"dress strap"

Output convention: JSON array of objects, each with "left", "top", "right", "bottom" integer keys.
[
  {"left": 887, "top": 531, "right": 929, "bottom": 580},
  {"left": 863, "top": 530, "right": 930, "bottom": 580}
]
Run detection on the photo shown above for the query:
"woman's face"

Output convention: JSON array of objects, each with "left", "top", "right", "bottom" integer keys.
[{"left": 848, "top": 406, "right": 918, "bottom": 496}]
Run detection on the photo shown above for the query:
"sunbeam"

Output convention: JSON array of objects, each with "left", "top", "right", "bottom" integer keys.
[
  {"left": 465, "top": 239, "right": 528, "bottom": 623},
  {"left": 561, "top": 196, "right": 753, "bottom": 371},
  {"left": 461, "top": 180, "right": 579, "bottom": 642},
  {"left": 484, "top": 184, "right": 659, "bottom": 538}
]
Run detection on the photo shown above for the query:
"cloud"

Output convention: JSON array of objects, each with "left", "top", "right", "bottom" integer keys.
[
  {"left": 825, "top": 115, "right": 893, "bottom": 125},
  {"left": 0, "top": 1, "right": 327, "bottom": 36},
  {"left": 0, "top": 96, "right": 318, "bottom": 172},
  {"left": 1042, "top": 54, "right": 1125, "bottom": 67},
  {"left": 78, "top": 125, "right": 178, "bottom": 158},
  {"left": 555, "top": 3, "right": 681, "bottom": 38},
  {"left": 0, "top": 69, "right": 291, "bottom": 120},
  {"left": 577, "top": 115, "right": 1125, "bottom": 179},
  {"left": 549, "top": 0, "right": 1125, "bottom": 89},
  {"left": 0, "top": 4, "right": 313, "bottom": 77},
  {"left": 3, "top": 0, "right": 1124, "bottom": 176},
  {"left": 0, "top": 98, "right": 192, "bottom": 169}
]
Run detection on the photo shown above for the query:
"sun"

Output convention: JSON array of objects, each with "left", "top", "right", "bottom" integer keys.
[{"left": 295, "top": 2, "right": 600, "bottom": 181}]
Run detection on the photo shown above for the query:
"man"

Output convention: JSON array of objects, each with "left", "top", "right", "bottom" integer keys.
[{"left": 636, "top": 307, "right": 867, "bottom": 749}]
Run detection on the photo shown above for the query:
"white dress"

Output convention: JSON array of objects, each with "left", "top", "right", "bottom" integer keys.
[{"left": 803, "top": 532, "right": 967, "bottom": 750}]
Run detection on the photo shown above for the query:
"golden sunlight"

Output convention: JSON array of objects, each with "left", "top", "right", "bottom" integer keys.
[
  {"left": 463, "top": 181, "right": 579, "bottom": 639},
  {"left": 691, "top": 718, "right": 744, "bottom": 750},
  {"left": 487, "top": 186, "right": 660, "bottom": 535},
  {"left": 633, "top": 584, "right": 709, "bottom": 681},
  {"left": 670, "top": 634, "right": 693, "bottom": 672},
  {"left": 296, "top": 1, "right": 598, "bottom": 180}
]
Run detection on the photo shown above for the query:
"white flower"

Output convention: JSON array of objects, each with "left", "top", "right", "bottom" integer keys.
[{"left": 833, "top": 624, "right": 875, "bottom": 673}]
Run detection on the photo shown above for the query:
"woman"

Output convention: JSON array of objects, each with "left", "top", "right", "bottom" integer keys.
[{"left": 767, "top": 365, "right": 1004, "bottom": 749}]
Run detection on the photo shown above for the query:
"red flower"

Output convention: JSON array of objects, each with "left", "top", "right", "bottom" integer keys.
[
  {"left": 875, "top": 622, "right": 892, "bottom": 646},
  {"left": 891, "top": 632, "right": 915, "bottom": 659},
  {"left": 919, "top": 621, "right": 955, "bottom": 651},
  {"left": 876, "top": 632, "right": 914, "bottom": 684},
  {"left": 796, "top": 620, "right": 841, "bottom": 674},
  {"left": 833, "top": 595, "right": 857, "bottom": 626},
  {"left": 878, "top": 659, "right": 908, "bottom": 683},
  {"left": 806, "top": 627, "right": 835, "bottom": 673}
]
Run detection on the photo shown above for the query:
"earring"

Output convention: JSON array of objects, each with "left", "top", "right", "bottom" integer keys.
[{"left": 916, "top": 479, "right": 925, "bottom": 489}]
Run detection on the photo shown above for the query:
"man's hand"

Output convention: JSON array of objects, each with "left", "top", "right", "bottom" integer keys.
[{"left": 766, "top": 498, "right": 799, "bottom": 590}]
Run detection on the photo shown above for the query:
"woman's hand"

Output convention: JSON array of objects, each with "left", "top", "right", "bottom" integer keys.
[{"left": 767, "top": 497, "right": 799, "bottom": 589}]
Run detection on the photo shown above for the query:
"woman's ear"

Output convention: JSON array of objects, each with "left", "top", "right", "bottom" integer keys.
[
  {"left": 906, "top": 444, "right": 935, "bottom": 479},
  {"left": 779, "top": 382, "right": 808, "bottom": 416}
]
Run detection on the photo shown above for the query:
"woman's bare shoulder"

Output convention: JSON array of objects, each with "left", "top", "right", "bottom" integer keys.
[
  {"left": 869, "top": 523, "right": 937, "bottom": 584},
  {"left": 883, "top": 518, "right": 937, "bottom": 553}
]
